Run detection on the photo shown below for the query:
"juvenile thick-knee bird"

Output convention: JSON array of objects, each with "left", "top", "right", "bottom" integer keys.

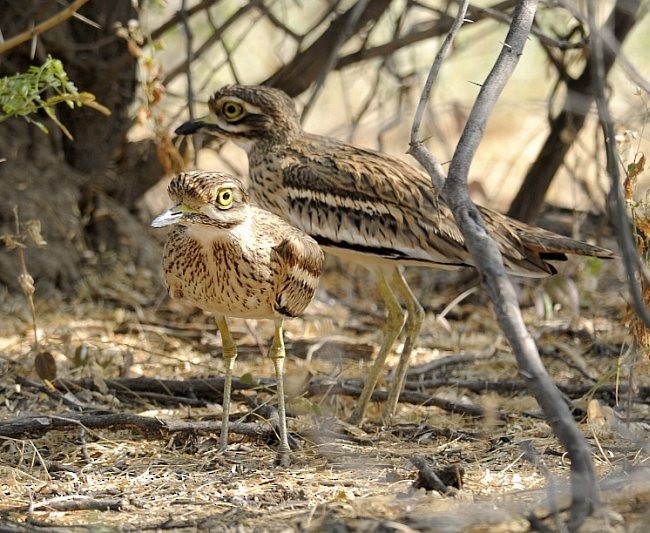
[
  {"left": 151, "top": 170, "right": 323, "bottom": 465},
  {"left": 175, "top": 85, "right": 615, "bottom": 425}
]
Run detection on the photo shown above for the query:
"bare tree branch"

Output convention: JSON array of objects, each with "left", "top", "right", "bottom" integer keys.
[
  {"left": 265, "top": 0, "right": 394, "bottom": 96},
  {"left": 410, "top": 0, "right": 599, "bottom": 528},
  {"left": 0, "top": 0, "right": 90, "bottom": 55},
  {"left": 507, "top": 0, "right": 642, "bottom": 222},
  {"left": 587, "top": 0, "right": 650, "bottom": 329},
  {"left": 407, "top": 0, "right": 469, "bottom": 191},
  {"left": 150, "top": 0, "right": 220, "bottom": 41},
  {"left": 301, "top": 0, "right": 371, "bottom": 122},
  {"left": 335, "top": 0, "right": 517, "bottom": 71},
  {"left": 162, "top": 1, "right": 258, "bottom": 86}
]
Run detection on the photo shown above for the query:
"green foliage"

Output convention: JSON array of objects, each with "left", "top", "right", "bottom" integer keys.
[{"left": 0, "top": 55, "right": 110, "bottom": 139}]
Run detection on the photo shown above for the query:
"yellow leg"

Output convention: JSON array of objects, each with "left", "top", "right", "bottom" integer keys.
[
  {"left": 348, "top": 268, "right": 406, "bottom": 425},
  {"left": 384, "top": 268, "right": 425, "bottom": 420},
  {"left": 269, "top": 319, "right": 291, "bottom": 466},
  {"left": 215, "top": 315, "right": 237, "bottom": 453}
]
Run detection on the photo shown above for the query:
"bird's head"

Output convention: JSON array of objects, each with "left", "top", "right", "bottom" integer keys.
[
  {"left": 151, "top": 171, "right": 249, "bottom": 230},
  {"left": 174, "top": 85, "right": 301, "bottom": 149}
]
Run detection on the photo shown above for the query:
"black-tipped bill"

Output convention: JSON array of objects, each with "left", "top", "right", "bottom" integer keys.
[
  {"left": 151, "top": 205, "right": 185, "bottom": 228},
  {"left": 175, "top": 120, "right": 206, "bottom": 135}
]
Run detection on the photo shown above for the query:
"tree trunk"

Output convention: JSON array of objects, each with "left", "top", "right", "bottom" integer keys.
[{"left": 0, "top": 1, "right": 161, "bottom": 293}]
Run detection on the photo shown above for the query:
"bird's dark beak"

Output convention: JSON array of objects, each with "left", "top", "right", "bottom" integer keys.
[{"left": 175, "top": 114, "right": 221, "bottom": 136}]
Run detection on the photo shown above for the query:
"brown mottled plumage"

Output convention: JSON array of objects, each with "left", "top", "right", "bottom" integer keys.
[
  {"left": 176, "top": 85, "right": 615, "bottom": 425},
  {"left": 152, "top": 170, "right": 323, "bottom": 464}
]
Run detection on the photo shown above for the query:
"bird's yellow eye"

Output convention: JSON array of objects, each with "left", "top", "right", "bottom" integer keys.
[
  {"left": 216, "top": 188, "right": 234, "bottom": 208},
  {"left": 222, "top": 101, "right": 243, "bottom": 121}
]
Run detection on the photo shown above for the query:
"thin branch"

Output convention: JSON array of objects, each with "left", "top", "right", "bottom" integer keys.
[
  {"left": 150, "top": 0, "right": 220, "bottom": 41},
  {"left": 407, "top": 0, "right": 469, "bottom": 191},
  {"left": 588, "top": 0, "right": 650, "bottom": 329},
  {"left": 162, "top": 2, "right": 258, "bottom": 86},
  {"left": 601, "top": 28, "right": 650, "bottom": 95},
  {"left": 180, "top": 0, "right": 195, "bottom": 121},
  {"left": 256, "top": 2, "right": 302, "bottom": 41},
  {"left": 334, "top": 0, "right": 518, "bottom": 71},
  {"left": 301, "top": 0, "right": 371, "bottom": 122},
  {"left": 0, "top": 0, "right": 90, "bottom": 55}
]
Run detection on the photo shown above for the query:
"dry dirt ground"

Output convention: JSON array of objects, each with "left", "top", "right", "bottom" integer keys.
[{"left": 1, "top": 247, "right": 649, "bottom": 532}]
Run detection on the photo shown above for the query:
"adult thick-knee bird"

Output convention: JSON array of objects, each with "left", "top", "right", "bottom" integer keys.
[
  {"left": 175, "top": 85, "right": 614, "bottom": 425},
  {"left": 152, "top": 170, "right": 323, "bottom": 465}
]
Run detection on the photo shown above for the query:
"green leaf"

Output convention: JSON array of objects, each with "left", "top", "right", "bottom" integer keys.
[{"left": 0, "top": 55, "right": 107, "bottom": 137}]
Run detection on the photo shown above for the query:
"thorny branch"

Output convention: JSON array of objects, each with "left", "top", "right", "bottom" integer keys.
[
  {"left": 407, "top": 0, "right": 468, "bottom": 190},
  {"left": 0, "top": 0, "right": 90, "bottom": 55},
  {"left": 409, "top": 0, "right": 599, "bottom": 529}
]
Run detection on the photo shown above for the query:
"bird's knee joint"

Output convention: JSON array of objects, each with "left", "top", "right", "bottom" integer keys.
[
  {"left": 384, "top": 306, "right": 407, "bottom": 335},
  {"left": 268, "top": 345, "right": 285, "bottom": 361},
  {"left": 410, "top": 302, "right": 425, "bottom": 326}
]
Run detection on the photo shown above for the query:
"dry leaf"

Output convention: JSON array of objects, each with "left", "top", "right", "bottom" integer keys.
[
  {"left": 26, "top": 219, "right": 47, "bottom": 246},
  {"left": 35, "top": 350, "right": 57, "bottom": 381}
]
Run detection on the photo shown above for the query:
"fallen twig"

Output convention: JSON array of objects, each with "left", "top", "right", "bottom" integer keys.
[
  {"left": 404, "top": 349, "right": 498, "bottom": 377},
  {"left": 0, "top": 412, "right": 274, "bottom": 440},
  {"left": 402, "top": 378, "right": 650, "bottom": 404},
  {"left": 55, "top": 375, "right": 272, "bottom": 398},
  {"left": 5, "top": 495, "right": 123, "bottom": 514},
  {"left": 308, "top": 380, "right": 503, "bottom": 419},
  {"left": 49, "top": 376, "right": 509, "bottom": 418}
]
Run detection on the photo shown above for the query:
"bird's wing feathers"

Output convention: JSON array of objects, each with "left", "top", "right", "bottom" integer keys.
[
  {"left": 271, "top": 227, "right": 323, "bottom": 317},
  {"left": 274, "top": 134, "right": 612, "bottom": 275},
  {"left": 280, "top": 135, "right": 472, "bottom": 268}
]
